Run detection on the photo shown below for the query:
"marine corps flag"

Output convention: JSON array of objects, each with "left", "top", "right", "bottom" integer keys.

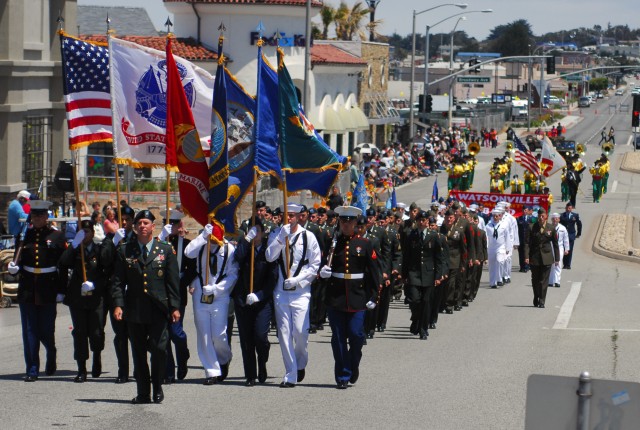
[
  {"left": 165, "top": 37, "right": 210, "bottom": 226},
  {"left": 276, "top": 48, "right": 345, "bottom": 197}
]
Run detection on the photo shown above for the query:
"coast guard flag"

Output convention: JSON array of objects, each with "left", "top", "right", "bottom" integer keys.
[
  {"left": 276, "top": 47, "right": 345, "bottom": 197},
  {"left": 540, "top": 136, "right": 566, "bottom": 177},
  {"left": 352, "top": 174, "right": 369, "bottom": 213},
  {"left": 60, "top": 33, "right": 112, "bottom": 149},
  {"left": 165, "top": 37, "right": 210, "bottom": 227},
  {"left": 109, "top": 37, "right": 214, "bottom": 168}
]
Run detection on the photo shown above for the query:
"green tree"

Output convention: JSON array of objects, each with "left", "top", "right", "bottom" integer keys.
[
  {"left": 487, "top": 19, "right": 534, "bottom": 57},
  {"left": 334, "top": 1, "right": 370, "bottom": 41},
  {"left": 589, "top": 77, "right": 609, "bottom": 92},
  {"left": 319, "top": 4, "right": 336, "bottom": 40}
]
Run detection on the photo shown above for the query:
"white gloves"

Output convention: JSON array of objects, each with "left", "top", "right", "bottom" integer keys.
[
  {"left": 283, "top": 276, "right": 298, "bottom": 291},
  {"left": 81, "top": 281, "right": 95, "bottom": 294},
  {"left": 7, "top": 262, "right": 19, "bottom": 275},
  {"left": 366, "top": 301, "right": 376, "bottom": 310},
  {"left": 71, "top": 230, "right": 85, "bottom": 249},
  {"left": 245, "top": 226, "right": 258, "bottom": 242},
  {"left": 319, "top": 265, "right": 332, "bottom": 279},
  {"left": 113, "top": 228, "right": 126, "bottom": 246},
  {"left": 202, "top": 283, "right": 216, "bottom": 296},
  {"left": 277, "top": 225, "right": 291, "bottom": 243},
  {"left": 158, "top": 224, "right": 172, "bottom": 241},
  {"left": 201, "top": 224, "right": 214, "bottom": 240},
  {"left": 246, "top": 293, "right": 259, "bottom": 305},
  {"left": 56, "top": 294, "right": 65, "bottom": 303}
]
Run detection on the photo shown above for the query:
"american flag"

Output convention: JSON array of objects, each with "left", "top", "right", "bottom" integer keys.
[
  {"left": 513, "top": 134, "right": 539, "bottom": 174},
  {"left": 60, "top": 34, "right": 112, "bottom": 150}
]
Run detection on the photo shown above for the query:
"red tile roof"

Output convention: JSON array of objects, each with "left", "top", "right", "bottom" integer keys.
[
  {"left": 311, "top": 44, "right": 366, "bottom": 66},
  {"left": 82, "top": 35, "right": 218, "bottom": 61},
  {"left": 164, "top": 0, "right": 323, "bottom": 6}
]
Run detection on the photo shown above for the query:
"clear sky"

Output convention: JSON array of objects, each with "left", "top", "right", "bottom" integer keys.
[{"left": 78, "top": 0, "right": 640, "bottom": 41}]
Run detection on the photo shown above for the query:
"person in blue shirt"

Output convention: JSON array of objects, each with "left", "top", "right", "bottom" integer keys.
[{"left": 8, "top": 190, "right": 30, "bottom": 237}]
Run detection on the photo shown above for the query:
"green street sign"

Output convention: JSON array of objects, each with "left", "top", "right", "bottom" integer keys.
[{"left": 456, "top": 76, "right": 491, "bottom": 83}]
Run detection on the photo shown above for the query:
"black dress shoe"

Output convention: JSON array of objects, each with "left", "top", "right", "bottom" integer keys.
[
  {"left": 131, "top": 395, "right": 152, "bottom": 404},
  {"left": 203, "top": 377, "right": 217, "bottom": 385},
  {"left": 115, "top": 376, "right": 129, "bottom": 384},
  {"left": 445, "top": 309, "right": 453, "bottom": 314},
  {"left": 490, "top": 285, "right": 497, "bottom": 289},
  {"left": 24, "top": 375, "right": 38, "bottom": 382},
  {"left": 409, "top": 321, "right": 419, "bottom": 335},
  {"left": 308, "top": 327, "right": 317, "bottom": 334},
  {"left": 45, "top": 361, "right": 56, "bottom": 376},
  {"left": 153, "top": 388, "right": 164, "bottom": 404},
  {"left": 316, "top": 325, "right": 324, "bottom": 331},
  {"left": 462, "top": 301, "right": 469, "bottom": 307},
  {"left": 429, "top": 323, "right": 436, "bottom": 330},
  {"left": 245, "top": 378, "right": 256, "bottom": 387},
  {"left": 92, "top": 354, "right": 102, "bottom": 378},
  {"left": 564, "top": 266, "right": 571, "bottom": 270},
  {"left": 74, "top": 372, "right": 87, "bottom": 383},
  {"left": 379, "top": 325, "right": 385, "bottom": 332},
  {"left": 163, "top": 377, "right": 175, "bottom": 385},
  {"left": 497, "top": 282, "right": 504, "bottom": 287},
  {"left": 505, "top": 278, "right": 511, "bottom": 284},
  {"left": 279, "top": 381, "right": 295, "bottom": 388},
  {"left": 555, "top": 283, "right": 561, "bottom": 288},
  {"left": 538, "top": 304, "right": 545, "bottom": 308},
  {"left": 349, "top": 368, "right": 359, "bottom": 384},
  {"left": 454, "top": 306, "right": 462, "bottom": 311},
  {"left": 336, "top": 381, "right": 348, "bottom": 389},
  {"left": 533, "top": 298, "right": 539, "bottom": 307},
  {"left": 258, "top": 364, "right": 267, "bottom": 383},
  {"left": 297, "top": 368, "right": 305, "bottom": 383},
  {"left": 218, "top": 361, "right": 230, "bottom": 382},
  {"left": 177, "top": 361, "right": 188, "bottom": 381}
]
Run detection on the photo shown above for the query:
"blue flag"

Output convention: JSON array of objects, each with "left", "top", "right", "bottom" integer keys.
[
  {"left": 386, "top": 188, "right": 397, "bottom": 209},
  {"left": 431, "top": 177, "right": 439, "bottom": 202},
  {"left": 352, "top": 174, "right": 369, "bottom": 213},
  {"left": 255, "top": 46, "right": 282, "bottom": 181},
  {"left": 215, "top": 68, "right": 257, "bottom": 234},
  {"left": 209, "top": 36, "right": 229, "bottom": 220},
  {"left": 276, "top": 47, "right": 345, "bottom": 197}
]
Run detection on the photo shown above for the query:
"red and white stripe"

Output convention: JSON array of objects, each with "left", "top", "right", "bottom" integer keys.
[{"left": 64, "top": 91, "right": 112, "bottom": 149}]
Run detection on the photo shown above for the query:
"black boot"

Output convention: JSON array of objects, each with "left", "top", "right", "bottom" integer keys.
[
  {"left": 74, "top": 361, "right": 87, "bottom": 383},
  {"left": 92, "top": 352, "right": 102, "bottom": 378}
]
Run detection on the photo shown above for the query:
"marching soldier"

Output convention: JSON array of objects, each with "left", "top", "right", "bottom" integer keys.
[
  {"left": 233, "top": 218, "right": 278, "bottom": 386},
  {"left": 158, "top": 209, "right": 196, "bottom": 383},
  {"left": 8, "top": 200, "right": 68, "bottom": 382},
  {"left": 470, "top": 214, "right": 487, "bottom": 301},
  {"left": 402, "top": 210, "right": 444, "bottom": 339},
  {"left": 318, "top": 206, "right": 381, "bottom": 388},
  {"left": 362, "top": 208, "right": 390, "bottom": 339},
  {"left": 184, "top": 223, "right": 239, "bottom": 385},
  {"left": 240, "top": 200, "right": 275, "bottom": 234},
  {"left": 111, "top": 210, "right": 181, "bottom": 404},
  {"left": 58, "top": 220, "right": 113, "bottom": 382},
  {"left": 548, "top": 213, "right": 570, "bottom": 288},
  {"left": 524, "top": 209, "right": 560, "bottom": 308},
  {"left": 428, "top": 216, "right": 449, "bottom": 328},
  {"left": 484, "top": 208, "right": 512, "bottom": 288},
  {"left": 559, "top": 203, "right": 582, "bottom": 270},
  {"left": 375, "top": 212, "right": 401, "bottom": 331},
  {"left": 265, "top": 203, "right": 321, "bottom": 388}
]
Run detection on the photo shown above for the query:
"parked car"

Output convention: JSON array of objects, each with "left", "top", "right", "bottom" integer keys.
[
  {"left": 578, "top": 96, "right": 591, "bottom": 107},
  {"left": 615, "top": 89, "right": 624, "bottom": 95}
]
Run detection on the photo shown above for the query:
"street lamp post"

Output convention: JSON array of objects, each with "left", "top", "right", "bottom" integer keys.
[
  {"left": 409, "top": 3, "right": 467, "bottom": 143},
  {"left": 448, "top": 16, "right": 466, "bottom": 128}
]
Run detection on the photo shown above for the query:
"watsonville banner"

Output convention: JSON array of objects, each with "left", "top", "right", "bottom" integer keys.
[
  {"left": 448, "top": 191, "right": 549, "bottom": 217},
  {"left": 109, "top": 37, "right": 214, "bottom": 168}
]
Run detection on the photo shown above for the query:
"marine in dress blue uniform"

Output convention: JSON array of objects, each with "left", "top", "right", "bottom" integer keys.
[
  {"left": 9, "top": 200, "right": 68, "bottom": 381},
  {"left": 319, "top": 206, "right": 381, "bottom": 389}
]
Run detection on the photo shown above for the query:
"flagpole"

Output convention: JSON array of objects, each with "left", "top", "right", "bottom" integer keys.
[
  {"left": 249, "top": 170, "right": 257, "bottom": 293},
  {"left": 282, "top": 171, "right": 291, "bottom": 278},
  {"left": 71, "top": 150, "right": 88, "bottom": 284},
  {"left": 165, "top": 168, "right": 171, "bottom": 225}
]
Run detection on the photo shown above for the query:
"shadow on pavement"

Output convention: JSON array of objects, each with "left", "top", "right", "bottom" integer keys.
[{"left": 77, "top": 398, "right": 135, "bottom": 404}]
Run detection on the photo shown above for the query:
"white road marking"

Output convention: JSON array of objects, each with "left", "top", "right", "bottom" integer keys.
[
  {"left": 553, "top": 282, "right": 582, "bottom": 329},
  {"left": 612, "top": 180, "right": 618, "bottom": 193},
  {"left": 627, "top": 135, "right": 633, "bottom": 146},
  {"left": 544, "top": 327, "right": 640, "bottom": 332}
]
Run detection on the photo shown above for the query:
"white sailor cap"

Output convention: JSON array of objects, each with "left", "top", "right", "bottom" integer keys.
[
  {"left": 396, "top": 202, "right": 407, "bottom": 210},
  {"left": 438, "top": 204, "right": 447, "bottom": 211},
  {"left": 492, "top": 207, "right": 504, "bottom": 215},
  {"left": 280, "top": 203, "right": 303, "bottom": 213},
  {"left": 159, "top": 209, "right": 184, "bottom": 222},
  {"left": 469, "top": 204, "right": 479, "bottom": 212},
  {"left": 30, "top": 200, "right": 53, "bottom": 212},
  {"left": 496, "top": 201, "right": 508, "bottom": 207},
  {"left": 335, "top": 206, "right": 362, "bottom": 220},
  {"left": 551, "top": 212, "right": 561, "bottom": 219}
]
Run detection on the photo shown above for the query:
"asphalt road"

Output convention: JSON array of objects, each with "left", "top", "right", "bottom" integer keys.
[{"left": 1, "top": 88, "right": 640, "bottom": 429}]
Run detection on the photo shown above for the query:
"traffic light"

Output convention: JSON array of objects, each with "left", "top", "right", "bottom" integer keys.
[
  {"left": 546, "top": 56, "right": 556, "bottom": 74},
  {"left": 418, "top": 94, "right": 425, "bottom": 112},
  {"left": 425, "top": 95, "right": 433, "bottom": 113},
  {"left": 632, "top": 95, "right": 640, "bottom": 127},
  {"left": 469, "top": 58, "right": 481, "bottom": 74}
]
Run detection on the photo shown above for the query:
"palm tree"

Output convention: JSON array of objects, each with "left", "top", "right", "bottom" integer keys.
[
  {"left": 320, "top": 5, "right": 336, "bottom": 40},
  {"left": 333, "top": 1, "right": 370, "bottom": 41}
]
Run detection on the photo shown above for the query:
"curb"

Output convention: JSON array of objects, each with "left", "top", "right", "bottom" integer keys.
[
  {"left": 620, "top": 152, "right": 640, "bottom": 174},
  {"left": 592, "top": 213, "right": 640, "bottom": 264}
]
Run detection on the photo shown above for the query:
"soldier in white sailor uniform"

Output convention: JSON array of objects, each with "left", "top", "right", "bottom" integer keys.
[
  {"left": 265, "top": 203, "right": 321, "bottom": 387},
  {"left": 484, "top": 207, "right": 513, "bottom": 288},
  {"left": 496, "top": 201, "right": 519, "bottom": 284},
  {"left": 184, "top": 223, "right": 239, "bottom": 385},
  {"left": 548, "top": 213, "right": 570, "bottom": 288}
]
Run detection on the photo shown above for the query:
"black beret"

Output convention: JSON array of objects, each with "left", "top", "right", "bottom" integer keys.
[
  {"left": 272, "top": 207, "right": 282, "bottom": 215},
  {"left": 416, "top": 210, "right": 429, "bottom": 220},
  {"left": 134, "top": 209, "right": 155, "bottom": 223},
  {"left": 356, "top": 215, "right": 367, "bottom": 226},
  {"left": 300, "top": 205, "right": 308, "bottom": 213},
  {"left": 326, "top": 210, "right": 336, "bottom": 218},
  {"left": 365, "top": 208, "right": 377, "bottom": 217},
  {"left": 317, "top": 207, "right": 327, "bottom": 214},
  {"left": 376, "top": 213, "right": 386, "bottom": 221},
  {"left": 308, "top": 208, "right": 317, "bottom": 215},
  {"left": 255, "top": 200, "right": 266, "bottom": 209},
  {"left": 121, "top": 205, "right": 135, "bottom": 217}
]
